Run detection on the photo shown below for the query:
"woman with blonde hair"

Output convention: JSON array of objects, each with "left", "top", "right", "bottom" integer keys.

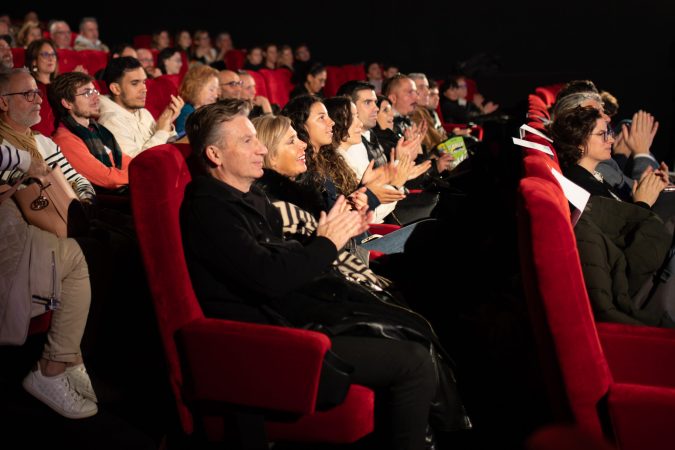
[
  {"left": 174, "top": 64, "right": 219, "bottom": 134},
  {"left": 16, "top": 20, "right": 42, "bottom": 48}
]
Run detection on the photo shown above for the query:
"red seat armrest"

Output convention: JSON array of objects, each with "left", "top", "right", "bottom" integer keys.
[{"left": 178, "top": 318, "right": 331, "bottom": 415}]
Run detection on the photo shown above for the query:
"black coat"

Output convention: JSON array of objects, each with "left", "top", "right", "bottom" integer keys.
[{"left": 180, "top": 175, "right": 337, "bottom": 323}]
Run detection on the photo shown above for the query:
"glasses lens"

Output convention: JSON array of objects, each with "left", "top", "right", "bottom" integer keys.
[{"left": 25, "top": 90, "right": 40, "bottom": 102}]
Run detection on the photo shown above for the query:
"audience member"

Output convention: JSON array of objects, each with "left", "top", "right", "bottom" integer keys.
[
  {"left": 217, "top": 70, "right": 242, "bottom": 100},
  {"left": 0, "top": 105, "right": 98, "bottom": 420},
  {"left": 366, "top": 61, "right": 383, "bottom": 94},
  {"left": 0, "top": 35, "right": 14, "bottom": 72},
  {"left": 238, "top": 70, "right": 273, "bottom": 117},
  {"left": 175, "top": 64, "right": 219, "bottom": 134},
  {"left": 74, "top": 17, "right": 109, "bottom": 52},
  {"left": 277, "top": 45, "right": 294, "bottom": 72},
  {"left": 151, "top": 29, "right": 170, "bottom": 51},
  {"left": 156, "top": 47, "right": 183, "bottom": 76},
  {"left": 214, "top": 32, "right": 233, "bottom": 62},
  {"left": 243, "top": 45, "right": 264, "bottom": 71},
  {"left": 180, "top": 101, "right": 467, "bottom": 449},
  {"left": 50, "top": 72, "right": 131, "bottom": 190},
  {"left": 98, "top": 57, "right": 183, "bottom": 156},
  {"left": 48, "top": 20, "right": 73, "bottom": 50},
  {"left": 175, "top": 30, "right": 192, "bottom": 53},
  {"left": 190, "top": 30, "right": 216, "bottom": 65},
  {"left": 290, "top": 63, "right": 327, "bottom": 99},
  {"left": 136, "top": 48, "right": 161, "bottom": 79},
  {"left": 16, "top": 20, "right": 42, "bottom": 48},
  {"left": 262, "top": 43, "right": 278, "bottom": 70},
  {"left": 383, "top": 63, "right": 399, "bottom": 79}
]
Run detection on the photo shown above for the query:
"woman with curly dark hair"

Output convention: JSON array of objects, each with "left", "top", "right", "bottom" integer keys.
[
  {"left": 548, "top": 105, "right": 675, "bottom": 327},
  {"left": 281, "top": 94, "right": 387, "bottom": 214}
]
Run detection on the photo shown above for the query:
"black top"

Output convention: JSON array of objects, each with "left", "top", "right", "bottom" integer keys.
[
  {"left": 440, "top": 97, "right": 480, "bottom": 124},
  {"left": 563, "top": 164, "right": 650, "bottom": 210}
]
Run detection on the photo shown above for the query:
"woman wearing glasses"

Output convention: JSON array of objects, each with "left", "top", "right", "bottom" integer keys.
[
  {"left": 25, "top": 39, "right": 59, "bottom": 136},
  {"left": 549, "top": 105, "right": 675, "bottom": 327}
]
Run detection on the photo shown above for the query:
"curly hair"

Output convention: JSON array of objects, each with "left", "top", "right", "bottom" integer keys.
[
  {"left": 323, "top": 96, "right": 353, "bottom": 148},
  {"left": 25, "top": 39, "right": 58, "bottom": 83},
  {"left": 547, "top": 106, "right": 602, "bottom": 168},
  {"left": 281, "top": 94, "right": 358, "bottom": 197}
]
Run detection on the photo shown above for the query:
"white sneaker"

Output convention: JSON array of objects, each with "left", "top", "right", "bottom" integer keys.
[
  {"left": 66, "top": 364, "right": 98, "bottom": 403},
  {"left": 22, "top": 367, "right": 98, "bottom": 419}
]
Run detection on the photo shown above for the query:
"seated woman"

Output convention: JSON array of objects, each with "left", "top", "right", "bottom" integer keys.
[
  {"left": 549, "top": 105, "right": 675, "bottom": 327},
  {"left": 289, "top": 63, "right": 327, "bottom": 99},
  {"left": 175, "top": 64, "right": 219, "bottom": 135},
  {"left": 156, "top": 47, "right": 183, "bottom": 76},
  {"left": 25, "top": 39, "right": 59, "bottom": 136},
  {"left": 180, "top": 101, "right": 469, "bottom": 450}
]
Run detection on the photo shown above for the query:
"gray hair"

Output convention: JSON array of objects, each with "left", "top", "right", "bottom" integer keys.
[
  {"left": 0, "top": 67, "right": 30, "bottom": 93},
  {"left": 48, "top": 20, "right": 69, "bottom": 34},
  {"left": 551, "top": 92, "right": 603, "bottom": 120},
  {"left": 79, "top": 17, "right": 98, "bottom": 31},
  {"left": 407, "top": 73, "right": 428, "bottom": 83}
]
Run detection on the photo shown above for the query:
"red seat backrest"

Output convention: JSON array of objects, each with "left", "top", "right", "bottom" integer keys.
[
  {"left": 145, "top": 75, "right": 179, "bottom": 120},
  {"left": 11, "top": 47, "right": 25, "bottom": 68},
  {"left": 341, "top": 64, "right": 366, "bottom": 82},
  {"left": 76, "top": 50, "right": 108, "bottom": 76},
  {"left": 246, "top": 70, "right": 268, "bottom": 98},
  {"left": 225, "top": 49, "right": 246, "bottom": 71},
  {"left": 518, "top": 176, "right": 614, "bottom": 437},
  {"left": 31, "top": 82, "right": 55, "bottom": 137},
  {"left": 56, "top": 49, "right": 83, "bottom": 73},
  {"left": 133, "top": 34, "right": 153, "bottom": 50},
  {"left": 323, "top": 66, "right": 346, "bottom": 98},
  {"left": 259, "top": 68, "right": 290, "bottom": 108}
]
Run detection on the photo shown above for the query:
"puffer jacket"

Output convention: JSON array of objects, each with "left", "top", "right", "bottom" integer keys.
[{"left": 574, "top": 196, "right": 673, "bottom": 327}]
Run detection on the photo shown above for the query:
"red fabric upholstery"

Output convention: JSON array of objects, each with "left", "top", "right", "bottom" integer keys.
[
  {"left": 133, "top": 35, "right": 153, "bottom": 49},
  {"left": 368, "top": 223, "right": 401, "bottom": 236},
  {"left": 522, "top": 155, "right": 561, "bottom": 184},
  {"left": 246, "top": 70, "right": 268, "bottom": 98},
  {"left": 144, "top": 75, "right": 178, "bottom": 119},
  {"left": 519, "top": 132, "right": 559, "bottom": 165},
  {"left": 27, "top": 311, "right": 52, "bottom": 336},
  {"left": 31, "top": 82, "right": 55, "bottom": 137},
  {"left": 259, "top": 69, "right": 291, "bottom": 108},
  {"left": 76, "top": 50, "right": 108, "bottom": 76},
  {"left": 535, "top": 84, "right": 564, "bottom": 107},
  {"left": 324, "top": 66, "right": 346, "bottom": 98},
  {"left": 225, "top": 49, "right": 246, "bottom": 71},
  {"left": 56, "top": 49, "right": 82, "bottom": 74},
  {"left": 129, "top": 144, "right": 374, "bottom": 443},
  {"left": 341, "top": 64, "right": 366, "bottom": 82},
  {"left": 518, "top": 176, "right": 675, "bottom": 449},
  {"left": 11, "top": 47, "right": 25, "bottom": 68}
]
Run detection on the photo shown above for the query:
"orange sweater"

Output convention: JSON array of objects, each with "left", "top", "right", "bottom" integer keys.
[{"left": 52, "top": 124, "right": 131, "bottom": 189}]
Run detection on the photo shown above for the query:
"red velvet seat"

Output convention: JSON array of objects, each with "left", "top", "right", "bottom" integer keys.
[
  {"left": 56, "top": 49, "right": 83, "bottom": 74},
  {"left": 76, "top": 50, "right": 108, "bottom": 76},
  {"left": 258, "top": 69, "right": 290, "bottom": 108},
  {"left": 144, "top": 75, "right": 179, "bottom": 120},
  {"left": 133, "top": 35, "right": 153, "bottom": 49},
  {"left": 324, "top": 65, "right": 346, "bottom": 98},
  {"left": 129, "top": 144, "right": 374, "bottom": 446},
  {"left": 341, "top": 63, "right": 366, "bottom": 82},
  {"left": 225, "top": 49, "right": 246, "bottom": 71},
  {"left": 246, "top": 70, "right": 268, "bottom": 98},
  {"left": 535, "top": 83, "right": 564, "bottom": 108},
  {"left": 11, "top": 47, "right": 25, "bottom": 68},
  {"left": 517, "top": 176, "right": 675, "bottom": 450}
]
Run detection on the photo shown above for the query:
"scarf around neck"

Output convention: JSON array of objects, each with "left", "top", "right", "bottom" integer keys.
[
  {"left": 0, "top": 117, "right": 42, "bottom": 162},
  {"left": 62, "top": 115, "right": 123, "bottom": 168}
]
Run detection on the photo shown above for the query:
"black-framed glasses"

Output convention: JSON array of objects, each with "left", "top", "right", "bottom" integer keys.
[
  {"left": 74, "top": 88, "right": 99, "bottom": 98},
  {"left": 592, "top": 128, "right": 615, "bottom": 142},
  {"left": 1, "top": 89, "right": 42, "bottom": 102},
  {"left": 222, "top": 81, "right": 243, "bottom": 87}
]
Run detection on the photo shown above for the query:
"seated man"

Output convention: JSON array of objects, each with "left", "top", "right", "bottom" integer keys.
[
  {"left": 0, "top": 68, "right": 98, "bottom": 419},
  {"left": 0, "top": 34, "right": 12, "bottom": 72},
  {"left": 48, "top": 20, "right": 73, "bottom": 50},
  {"left": 180, "top": 100, "right": 467, "bottom": 450},
  {"left": 217, "top": 69, "right": 242, "bottom": 100},
  {"left": 97, "top": 57, "right": 183, "bottom": 157},
  {"left": 73, "top": 17, "right": 109, "bottom": 52},
  {"left": 50, "top": 72, "right": 131, "bottom": 190},
  {"left": 238, "top": 70, "right": 273, "bottom": 118},
  {"left": 136, "top": 48, "right": 162, "bottom": 79},
  {"left": 0, "top": 68, "right": 95, "bottom": 201}
]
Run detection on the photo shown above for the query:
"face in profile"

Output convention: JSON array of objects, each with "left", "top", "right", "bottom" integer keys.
[
  {"left": 268, "top": 125, "right": 307, "bottom": 179},
  {"left": 163, "top": 52, "right": 182, "bottom": 75},
  {"left": 376, "top": 99, "right": 394, "bottom": 130},
  {"left": 305, "top": 101, "right": 334, "bottom": 149},
  {"left": 345, "top": 103, "right": 363, "bottom": 146},
  {"left": 306, "top": 70, "right": 326, "bottom": 94},
  {"left": 580, "top": 118, "right": 614, "bottom": 166},
  {"left": 195, "top": 76, "right": 220, "bottom": 108}
]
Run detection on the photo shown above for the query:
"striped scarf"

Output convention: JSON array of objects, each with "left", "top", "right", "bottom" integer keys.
[
  {"left": 62, "top": 115, "right": 123, "bottom": 168},
  {"left": 272, "top": 200, "right": 387, "bottom": 289}
]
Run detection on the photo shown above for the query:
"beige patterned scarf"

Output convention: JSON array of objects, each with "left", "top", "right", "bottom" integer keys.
[{"left": 0, "top": 117, "right": 42, "bottom": 162}]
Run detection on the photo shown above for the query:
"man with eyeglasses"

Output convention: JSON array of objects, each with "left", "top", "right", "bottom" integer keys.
[
  {"left": 0, "top": 68, "right": 95, "bottom": 201},
  {"left": 0, "top": 35, "right": 13, "bottom": 72},
  {"left": 237, "top": 71, "right": 273, "bottom": 118},
  {"left": 50, "top": 72, "right": 131, "bottom": 190},
  {"left": 74, "top": 17, "right": 109, "bottom": 52},
  {"left": 217, "top": 70, "right": 242, "bottom": 100},
  {"left": 48, "top": 20, "right": 73, "bottom": 50}
]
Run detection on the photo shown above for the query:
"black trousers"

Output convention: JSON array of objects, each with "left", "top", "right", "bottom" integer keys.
[{"left": 330, "top": 336, "right": 436, "bottom": 450}]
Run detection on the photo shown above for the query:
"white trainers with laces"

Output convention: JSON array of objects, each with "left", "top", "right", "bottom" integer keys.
[
  {"left": 22, "top": 367, "right": 98, "bottom": 419},
  {"left": 66, "top": 364, "right": 98, "bottom": 403}
]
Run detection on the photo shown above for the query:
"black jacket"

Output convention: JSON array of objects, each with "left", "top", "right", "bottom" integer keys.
[{"left": 180, "top": 175, "right": 337, "bottom": 323}]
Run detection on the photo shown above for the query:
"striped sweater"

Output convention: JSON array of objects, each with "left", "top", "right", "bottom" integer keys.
[
  {"left": 0, "top": 144, "right": 31, "bottom": 182},
  {"left": 0, "top": 135, "right": 95, "bottom": 201}
]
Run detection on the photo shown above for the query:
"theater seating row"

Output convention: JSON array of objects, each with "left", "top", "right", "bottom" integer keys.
[{"left": 516, "top": 110, "right": 675, "bottom": 450}]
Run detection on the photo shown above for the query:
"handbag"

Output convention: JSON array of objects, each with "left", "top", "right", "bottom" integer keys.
[{"left": 12, "top": 166, "right": 78, "bottom": 237}]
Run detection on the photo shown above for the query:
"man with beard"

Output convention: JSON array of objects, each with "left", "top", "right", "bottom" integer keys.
[
  {"left": 97, "top": 57, "right": 183, "bottom": 157},
  {"left": 50, "top": 72, "right": 131, "bottom": 190}
]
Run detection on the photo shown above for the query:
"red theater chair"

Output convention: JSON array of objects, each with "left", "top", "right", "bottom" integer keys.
[
  {"left": 225, "top": 49, "right": 246, "bottom": 71},
  {"left": 324, "top": 65, "right": 346, "bottom": 98},
  {"left": 77, "top": 50, "right": 109, "bottom": 76},
  {"left": 246, "top": 70, "right": 268, "bottom": 98},
  {"left": 517, "top": 176, "right": 675, "bottom": 450},
  {"left": 11, "top": 47, "right": 25, "bottom": 68},
  {"left": 259, "top": 69, "right": 290, "bottom": 108},
  {"left": 144, "top": 75, "right": 179, "bottom": 119},
  {"left": 129, "top": 144, "right": 374, "bottom": 447}
]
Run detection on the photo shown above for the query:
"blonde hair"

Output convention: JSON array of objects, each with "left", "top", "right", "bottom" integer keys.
[
  {"left": 17, "top": 21, "right": 41, "bottom": 48},
  {"left": 252, "top": 114, "right": 292, "bottom": 168},
  {"left": 179, "top": 64, "right": 218, "bottom": 105}
]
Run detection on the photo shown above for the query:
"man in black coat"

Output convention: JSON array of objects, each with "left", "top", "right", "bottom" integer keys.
[{"left": 179, "top": 100, "right": 446, "bottom": 450}]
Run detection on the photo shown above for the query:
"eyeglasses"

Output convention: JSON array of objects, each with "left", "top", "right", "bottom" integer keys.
[
  {"left": 592, "top": 128, "right": 615, "bottom": 142},
  {"left": 1, "top": 89, "right": 42, "bottom": 102},
  {"left": 222, "top": 81, "right": 243, "bottom": 87},
  {"left": 39, "top": 52, "right": 57, "bottom": 59},
  {"left": 74, "top": 88, "right": 99, "bottom": 98}
]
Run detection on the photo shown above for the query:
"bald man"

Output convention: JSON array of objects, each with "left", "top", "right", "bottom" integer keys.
[{"left": 217, "top": 70, "right": 242, "bottom": 100}]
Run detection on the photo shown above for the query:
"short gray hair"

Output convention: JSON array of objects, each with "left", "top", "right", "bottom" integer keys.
[
  {"left": 551, "top": 92, "right": 603, "bottom": 120},
  {"left": 0, "top": 68, "right": 30, "bottom": 93}
]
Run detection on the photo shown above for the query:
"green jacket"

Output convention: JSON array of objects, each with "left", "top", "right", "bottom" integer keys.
[{"left": 574, "top": 196, "right": 673, "bottom": 327}]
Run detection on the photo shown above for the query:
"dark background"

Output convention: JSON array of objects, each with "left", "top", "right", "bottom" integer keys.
[{"left": 6, "top": 1, "right": 675, "bottom": 163}]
